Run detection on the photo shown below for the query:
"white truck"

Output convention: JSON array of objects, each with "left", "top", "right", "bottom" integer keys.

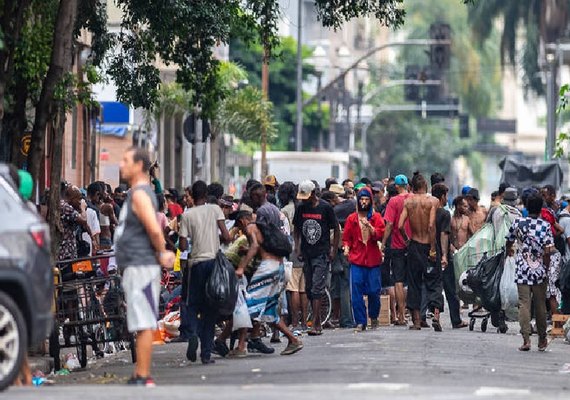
[{"left": 253, "top": 151, "right": 350, "bottom": 184}]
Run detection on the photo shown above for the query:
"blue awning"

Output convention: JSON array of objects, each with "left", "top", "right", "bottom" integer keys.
[
  {"left": 100, "top": 101, "right": 130, "bottom": 124},
  {"left": 99, "top": 125, "right": 128, "bottom": 137}
]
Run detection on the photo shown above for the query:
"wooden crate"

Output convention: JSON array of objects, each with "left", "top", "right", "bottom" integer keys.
[
  {"left": 550, "top": 314, "right": 569, "bottom": 337},
  {"left": 379, "top": 295, "right": 391, "bottom": 326}
]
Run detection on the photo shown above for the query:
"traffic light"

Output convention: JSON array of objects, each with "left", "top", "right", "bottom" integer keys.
[
  {"left": 423, "top": 67, "right": 441, "bottom": 102},
  {"left": 459, "top": 114, "right": 469, "bottom": 138},
  {"left": 430, "top": 23, "right": 451, "bottom": 70},
  {"left": 404, "top": 65, "right": 420, "bottom": 101}
]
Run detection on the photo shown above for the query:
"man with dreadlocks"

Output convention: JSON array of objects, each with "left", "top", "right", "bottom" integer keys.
[{"left": 342, "top": 187, "right": 386, "bottom": 332}]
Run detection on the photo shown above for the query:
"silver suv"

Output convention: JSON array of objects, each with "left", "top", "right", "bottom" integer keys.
[{"left": 0, "top": 164, "right": 53, "bottom": 390}]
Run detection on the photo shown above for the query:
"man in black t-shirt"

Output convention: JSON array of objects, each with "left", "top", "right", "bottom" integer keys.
[
  {"left": 432, "top": 183, "right": 466, "bottom": 329},
  {"left": 294, "top": 180, "right": 340, "bottom": 335}
]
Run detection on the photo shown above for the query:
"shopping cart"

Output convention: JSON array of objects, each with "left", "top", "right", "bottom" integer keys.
[{"left": 49, "top": 253, "right": 136, "bottom": 370}]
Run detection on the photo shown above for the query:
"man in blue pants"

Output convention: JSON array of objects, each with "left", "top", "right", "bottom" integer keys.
[{"left": 342, "top": 187, "right": 386, "bottom": 331}]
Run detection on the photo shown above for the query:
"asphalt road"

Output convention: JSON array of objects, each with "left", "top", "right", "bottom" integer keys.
[{"left": 8, "top": 317, "right": 570, "bottom": 399}]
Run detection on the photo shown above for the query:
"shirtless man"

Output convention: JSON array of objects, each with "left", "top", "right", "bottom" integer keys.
[
  {"left": 450, "top": 196, "right": 472, "bottom": 254},
  {"left": 465, "top": 188, "right": 487, "bottom": 234},
  {"left": 398, "top": 172, "right": 443, "bottom": 331},
  {"left": 238, "top": 184, "right": 303, "bottom": 356}
]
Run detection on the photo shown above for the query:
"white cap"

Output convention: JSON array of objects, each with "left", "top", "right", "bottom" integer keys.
[{"left": 297, "top": 180, "right": 316, "bottom": 200}]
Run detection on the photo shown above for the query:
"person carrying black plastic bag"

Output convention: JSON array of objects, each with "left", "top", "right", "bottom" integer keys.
[
  {"left": 178, "top": 181, "right": 231, "bottom": 364},
  {"left": 506, "top": 193, "right": 555, "bottom": 352}
]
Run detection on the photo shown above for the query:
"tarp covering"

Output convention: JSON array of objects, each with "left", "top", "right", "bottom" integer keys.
[
  {"left": 499, "top": 157, "right": 563, "bottom": 189},
  {"left": 99, "top": 125, "right": 128, "bottom": 138},
  {"left": 454, "top": 205, "right": 520, "bottom": 302}
]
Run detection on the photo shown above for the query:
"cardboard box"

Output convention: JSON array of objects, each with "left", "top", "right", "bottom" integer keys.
[{"left": 550, "top": 314, "right": 569, "bottom": 337}]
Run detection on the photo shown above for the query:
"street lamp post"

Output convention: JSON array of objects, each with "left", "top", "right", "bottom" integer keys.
[
  {"left": 336, "top": 44, "right": 351, "bottom": 153},
  {"left": 355, "top": 61, "right": 368, "bottom": 172},
  {"left": 307, "top": 45, "right": 328, "bottom": 151}
]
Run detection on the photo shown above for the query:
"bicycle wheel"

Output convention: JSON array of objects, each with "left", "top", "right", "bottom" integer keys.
[{"left": 320, "top": 288, "right": 332, "bottom": 325}]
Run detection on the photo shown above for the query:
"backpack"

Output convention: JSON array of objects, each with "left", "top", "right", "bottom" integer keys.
[{"left": 256, "top": 221, "right": 293, "bottom": 257}]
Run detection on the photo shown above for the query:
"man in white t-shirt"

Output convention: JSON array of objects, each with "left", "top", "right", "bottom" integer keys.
[
  {"left": 178, "top": 180, "right": 231, "bottom": 364},
  {"left": 82, "top": 199, "right": 101, "bottom": 255}
]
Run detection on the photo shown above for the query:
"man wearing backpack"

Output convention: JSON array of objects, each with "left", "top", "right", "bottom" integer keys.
[{"left": 237, "top": 183, "right": 303, "bottom": 356}]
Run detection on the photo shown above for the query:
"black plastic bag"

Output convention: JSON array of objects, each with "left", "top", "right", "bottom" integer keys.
[
  {"left": 466, "top": 251, "right": 505, "bottom": 312},
  {"left": 205, "top": 251, "right": 239, "bottom": 317},
  {"left": 559, "top": 259, "right": 570, "bottom": 295}
]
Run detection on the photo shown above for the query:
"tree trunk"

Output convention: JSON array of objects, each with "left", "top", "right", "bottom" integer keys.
[
  {"left": 27, "top": 0, "right": 78, "bottom": 192},
  {"left": 48, "top": 108, "right": 66, "bottom": 258},
  {"left": 0, "top": 0, "right": 33, "bottom": 162},
  {"left": 4, "top": 74, "right": 30, "bottom": 167}
]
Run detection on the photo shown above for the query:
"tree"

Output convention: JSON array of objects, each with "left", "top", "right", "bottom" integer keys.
[
  {"left": 468, "top": 0, "right": 570, "bottom": 96},
  {"left": 398, "top": 0, "right": 502, "bottom": 118},
  {"left": 230, "top": 36, "right": 328, "bottom": 150},
  {"left": 366, "top": 110, "right": 461, "bottom": 179}
]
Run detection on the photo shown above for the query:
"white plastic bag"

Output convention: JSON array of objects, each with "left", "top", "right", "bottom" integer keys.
[
  {"left": 163, "top": 311, "right": 181, "bottom": 338},
  {"left": 233, "top": 278, "right": 252, "bottom": 331},
  {"left": 284, "top": 261, "right": 293, "bottom": 284},
  {"left": 500, "top": 256, "right": 518, "bottom": 321}
]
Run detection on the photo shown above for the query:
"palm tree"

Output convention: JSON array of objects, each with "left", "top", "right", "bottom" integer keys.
[{"left": 469, "top": 0, "right": 569, "bottom": 95}]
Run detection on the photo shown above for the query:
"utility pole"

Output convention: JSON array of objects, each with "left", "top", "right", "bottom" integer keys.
[
  {"left": 261, "top": 47, "right": 269, "bottom": 179},
  {"left": 295, "top": 0, "right": 303, "bottom": 151}
]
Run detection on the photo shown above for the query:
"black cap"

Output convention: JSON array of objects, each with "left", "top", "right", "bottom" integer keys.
[{"left": 466, "top": 188, "right": 480, "bottom": 201}]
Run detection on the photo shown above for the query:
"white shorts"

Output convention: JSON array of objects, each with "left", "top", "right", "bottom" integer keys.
[{"left": 122, "top": 266, "right": 161, "bottom": 332}]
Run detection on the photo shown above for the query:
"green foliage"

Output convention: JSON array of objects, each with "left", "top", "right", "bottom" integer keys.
[
  {"left": 555, "top": 84, "right": 570, "bottom": 158},
  {"left": 230, "top": 36, "right": 322, "bottom": 150},
  {"left": 218, "top": 86, "right": 277, "bottom": 142},
  {"left": 366, "top": 111, "right": 460, "bottom": 178},
  {"left": 468, "top": 0, "right": 570, "bottom": 96},
  {"left": 399, "top": 0, "right": 502, "bottom": 118},
  {"left": 313, "top": 0, "right": 406, "bottom": 30}
]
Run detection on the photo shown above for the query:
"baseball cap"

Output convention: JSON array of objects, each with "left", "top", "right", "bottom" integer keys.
[
  {"left": 372, "top": 181, "right": 384, "bottom": 193},
  {"left": 394, "top": 175, "right": 408, "bottom": 186},
  {"left": 461, "top": 185, "right": 472, "bottom": 196},
  {"left": 329, "top": 183, "right": 345, "bottom": 195},
  {"left": 354, "top": 183, "right": 366, "bottom": 191},
  {"left": 466, "top": 188, "right": 480, "bottom": 201},
  {"left": 297, "top": 180, "right": 316, "bottom": 200},
  {"left": 502, "top": 187, "right": 518, "bottom": 206},
  {"left": 264, "top": 175, "right": 278, "bottom": 187}
]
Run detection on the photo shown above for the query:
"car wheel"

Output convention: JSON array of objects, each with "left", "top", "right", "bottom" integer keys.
[{"left": 0, "top": 292, "right": 27, "bottom": 391}]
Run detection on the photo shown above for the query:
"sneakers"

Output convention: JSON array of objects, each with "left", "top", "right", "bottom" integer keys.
[
  {"left": 228, "top": 348, "right": 248, "bottom": 358},
  {"left": 127, "top": 375, "right": 156, "bottom": 387},
  {"left": 354, "top": 324, "right": 366, "bottom": 332},
  {"left": 247, "top": 338, "right": 275, "bottom": 354},
  {"left": 212, "top": 339, "right": 230, "bottom": 358},
  {"left": 370, "top": 319, "right": 379, "bottom": 330},
  {"left": 186, "top": 336, "right": 198, "bottom": 362},
  {"left": 280, "top": 340, "right": 304, "bottom": 356}
]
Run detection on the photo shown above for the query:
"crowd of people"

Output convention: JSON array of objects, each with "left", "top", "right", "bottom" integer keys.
[{"left": 52, "top": 147, "right": 570, "bottom": 386}]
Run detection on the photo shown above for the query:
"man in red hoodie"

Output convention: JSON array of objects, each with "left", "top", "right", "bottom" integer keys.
[{"left": 343, "top": 187, "right": 386, "bottom": 331}]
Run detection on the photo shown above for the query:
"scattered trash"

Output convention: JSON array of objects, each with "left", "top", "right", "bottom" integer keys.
[
  {"left": 491, "top": 368, "right": 496, "bottom": 373},
  {"left": 251, "top": 368, "right": 261, "bottom": 373},
  {"left": 32, "top": 370, "right": 45, "bottom": 378},
  {"left": 55, "top": 369, "right": 70, "bottom": 376},
  {"left": 64, "top": 354, "right": 81, "bottom": 371},
  {"left": 201, "top": 375, "right": 207, "bottom": 381},
  {"left": 382, "top": 374, "right": 389, "bottom": 378},
  {"left": 559, "top": 363, "right": 570, "bottom": 374},
  {"left": 32, "top": 377, "right": 45, "bottom": 386}
]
